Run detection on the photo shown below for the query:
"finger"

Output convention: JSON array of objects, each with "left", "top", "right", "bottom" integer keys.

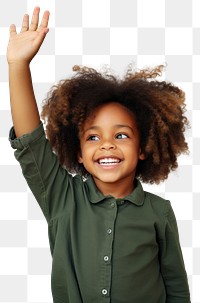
[
  {"left": 29, "top": 6, "right": 40, "bottom": 31},
  {"left": 34, "top": 28, "right": 49, "bottom": 48},
  {"left": 9, "top": 24, "right": 17, "bottom": 37},
  {"left": 20, "top": 14, "right": 29, "bottom": 32},
  {"left": 37, "top": 10, "right": 50, "bottom": 32}
]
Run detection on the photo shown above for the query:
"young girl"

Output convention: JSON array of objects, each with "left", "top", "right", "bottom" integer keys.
[{"left": 7, "top": 7, "right": 191, "bottom": 303}]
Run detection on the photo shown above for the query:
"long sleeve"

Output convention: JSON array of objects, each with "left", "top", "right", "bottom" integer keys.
[
  {"left": 158, "top": 202, "right": 191, "bottom": 303},
  {"left": 9, "top": 122, "right": 73, "bottom": 222}
]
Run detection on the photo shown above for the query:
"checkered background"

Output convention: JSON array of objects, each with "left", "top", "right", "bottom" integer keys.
[{"left": 0, "top": 0, "right": 199, "bottom": 302}]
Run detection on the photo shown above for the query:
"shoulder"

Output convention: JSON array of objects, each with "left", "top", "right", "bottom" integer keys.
[
  {"left": 143, "top": 191, "right": 177, "bottom": 239},
  {"left": 145, "top": 191, "right": 166, "bottom": 204},
  {"left": 144, "top": 190, "right": 172, "bottom": 218}
]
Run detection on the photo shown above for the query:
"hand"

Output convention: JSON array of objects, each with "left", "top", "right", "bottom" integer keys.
[{"left": 7, "top": 6, "right": 50, "bottom": 65}]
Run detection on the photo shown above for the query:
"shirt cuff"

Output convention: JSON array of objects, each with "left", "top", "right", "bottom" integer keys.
[{"left": 9, "top": 122, "right": 45, "bottom": 150}]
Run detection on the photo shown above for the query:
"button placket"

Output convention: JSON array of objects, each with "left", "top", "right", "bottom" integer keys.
[{"left": 99, "top": 199, "right": 117, "bottom": 300}]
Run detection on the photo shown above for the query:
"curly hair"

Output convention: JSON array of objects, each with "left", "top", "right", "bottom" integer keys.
[{"left": 41, "top": 64, "right": 189, "bottom": 184}]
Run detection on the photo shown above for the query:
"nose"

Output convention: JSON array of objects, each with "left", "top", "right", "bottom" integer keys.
[{"left": 100, "top": 140, "right": 116, "bottom": 150}]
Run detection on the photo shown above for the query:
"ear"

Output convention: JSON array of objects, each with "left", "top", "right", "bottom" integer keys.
[
  {"left": 77, "top": 151, "right": 83, "bottom": 163},
  {"left": 139, "top": 149, "right": 146, "bottom": 161}
]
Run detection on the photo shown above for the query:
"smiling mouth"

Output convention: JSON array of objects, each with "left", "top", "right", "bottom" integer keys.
[{"left": 97, "top": 158, "right": 121, "bottom": 166}]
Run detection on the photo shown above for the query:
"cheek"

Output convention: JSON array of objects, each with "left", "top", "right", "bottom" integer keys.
[
  {"left": 79, "top": 143, "right": 97, "bottom": 163},
  {"left": 124, "top": 144, "right": 142, "bottom": 159}
]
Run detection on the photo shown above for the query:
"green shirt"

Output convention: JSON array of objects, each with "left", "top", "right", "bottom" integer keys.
[{"left": 9, "top": 122, "right": 190, "bottom": 303}]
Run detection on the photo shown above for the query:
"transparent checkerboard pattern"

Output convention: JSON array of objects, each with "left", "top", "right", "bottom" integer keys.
[{"left": 0, "top": 0, "right": 199, "bottom": 302}]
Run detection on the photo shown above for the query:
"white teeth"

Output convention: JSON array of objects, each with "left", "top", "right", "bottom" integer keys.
[{"left": 98, "top": 158, "right": 120, "bottom": 165}]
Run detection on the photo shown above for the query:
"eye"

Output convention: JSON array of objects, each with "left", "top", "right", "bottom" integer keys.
[
  {"left": 87, "top": 135, "right": 99, "bottom": 141},
  {"left": 116, "top": 133, "right": 129, "bottom": 139}
]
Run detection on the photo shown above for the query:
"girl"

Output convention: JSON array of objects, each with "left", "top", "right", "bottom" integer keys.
[{"left": 7, "top": 7, "right": 191, "bottom": 303}]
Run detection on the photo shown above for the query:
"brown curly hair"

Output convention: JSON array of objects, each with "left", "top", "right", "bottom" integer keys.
[{"left": 41, "top": 64, "right": 189, "bottom": 184}]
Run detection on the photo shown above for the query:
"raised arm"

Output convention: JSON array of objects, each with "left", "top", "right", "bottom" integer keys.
[{"left": 7, "top": 7, "right": 50, "bottom": 137}]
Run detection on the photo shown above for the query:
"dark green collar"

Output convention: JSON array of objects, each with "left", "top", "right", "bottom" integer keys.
[{"left": 85, "top": 175, "right": 145, "bottom": 206}]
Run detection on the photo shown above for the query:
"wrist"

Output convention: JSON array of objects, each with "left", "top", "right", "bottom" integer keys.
[{"left": 8, "top": 60, "right": 30, "bottom": 69}]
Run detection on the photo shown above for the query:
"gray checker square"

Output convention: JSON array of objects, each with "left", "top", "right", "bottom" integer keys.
[
  {"left": 0, "top": 221, "right": 27, "bottom": 247},
  {"left": 0, "top": 166, "right": 28, "bottom": 192},
  {"left": 110, "top": 55, "right": 137, "bottom": 76},
  {"left": 0, "top": 0, "right": 27, "bottom": 26},
  {"left": 28, "top": 193, "right": 45, "bottom": 220},
  {"left": 165, "top": 165, "right": 192, "bottom": 192},
  {"left": 138, "top": 29, "right": 165, "bottom": 55},
  {"left": 83, "top": 28, "right": 110, "bottom": 55},
  {"left": 28, "top": 248, "right": 52, "bottom": 275},
  {"left": 177, "top": 220, "right": 192, "bottom": 247},
  {"left": 55, "top": 55, "right": 82, "bottom": 82},
  {"left": 193, "top": 138, "right": 200, "bottom": 165},
  {"left": 55, "top": 0, "right": 82, "bottom": 27},
  {"left": 165, "top": 55, "right": 192, "bottom": 82},
  {"left": 194, "top": 248, "right": 200, "bottom": 274},
  {"left": 193, "top": 83, "right": 200, "bottom": 110},
  {"left": 165, "top": 0, "right": 192, "bottom": 27},
  {"left": 0, "top": 276, "right": 27, "bottom": 301},
  {"left": 110, "top": 0, "right": 137, "bottom": 27}
]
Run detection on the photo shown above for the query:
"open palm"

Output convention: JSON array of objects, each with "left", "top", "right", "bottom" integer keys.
[{"left": 7, "top": 7, "right": 50, "bottom": 64}]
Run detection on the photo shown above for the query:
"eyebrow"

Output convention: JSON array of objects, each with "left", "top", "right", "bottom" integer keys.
[{"left": 84, "top": 124, "right": 134, "bottom": 133}]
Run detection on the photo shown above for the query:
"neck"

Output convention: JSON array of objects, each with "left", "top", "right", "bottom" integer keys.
[{"left": 93, "top": 177, "right": 135, "bottom": 198}]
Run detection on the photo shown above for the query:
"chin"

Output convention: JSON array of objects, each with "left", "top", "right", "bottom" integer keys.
[{"left": 94, "top": 175, "right": 123, "bottom": 184}]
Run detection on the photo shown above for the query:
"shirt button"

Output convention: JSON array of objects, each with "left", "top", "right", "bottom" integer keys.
[
  {"left": 107, "top": 229, "right": 112, "bottom": 234},
  {"left": 104, "top": 255, "right": 109, "bottom": 262},
  {"left": 102, "top": 289, "right": 108, "bottom": 295},
  {"left": 110, "top": 202, "right": 115, "bottom": 208}
]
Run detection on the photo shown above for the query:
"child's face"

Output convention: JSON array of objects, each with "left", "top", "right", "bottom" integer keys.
[{"left": 78, "top": 102, "right": 145, "bottom": 196}]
